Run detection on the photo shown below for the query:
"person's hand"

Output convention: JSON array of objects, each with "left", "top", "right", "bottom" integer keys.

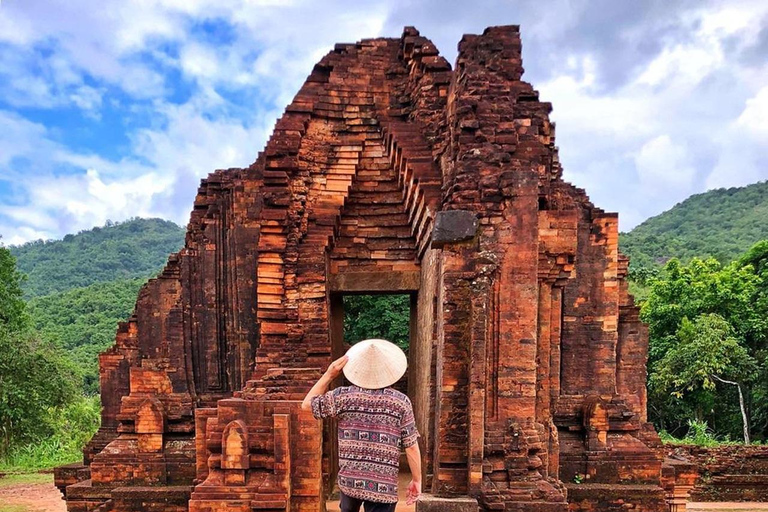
[
  {"left": 406, "top": 479, "right": 421, "bottom": 505},
  {"left": 324, "top": 355, "right": 348, "bottom": 380}
]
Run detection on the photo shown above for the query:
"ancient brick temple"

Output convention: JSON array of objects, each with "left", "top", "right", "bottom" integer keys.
[{"left": 55, "top": 26, "right": 695, "bottom": 512}]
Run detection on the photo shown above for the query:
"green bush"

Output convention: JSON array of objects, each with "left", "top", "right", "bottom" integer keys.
[
  {"left": 660, "top": 420, "right": 730, "bottom": 447},
  {"left": 0, "top": 395, "right": 100, "bottom": 472}
]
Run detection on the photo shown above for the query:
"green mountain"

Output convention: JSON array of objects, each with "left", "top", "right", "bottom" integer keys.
[
  {"left": 28, "top": 278, "right": 147, "bottom": 393},
  {"left": 9, "top": 218, "right": 186, "bottom": 392},
  {"left": 10, "top": 218, "right": 186, "bottom": 297},
  {"left": 621, "top": 181, "right": 768, "bottom": 268}
]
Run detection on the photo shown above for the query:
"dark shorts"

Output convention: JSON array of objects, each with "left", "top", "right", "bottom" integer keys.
[{"left": 340, "top": 492, "right": 397, "bottom": 512}]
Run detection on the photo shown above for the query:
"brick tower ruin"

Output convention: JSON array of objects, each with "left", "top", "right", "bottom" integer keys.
[{"left": 55, "top": 26, "right": 695, "bottom": 512}]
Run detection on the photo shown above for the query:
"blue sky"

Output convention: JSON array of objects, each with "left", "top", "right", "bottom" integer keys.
[{"left": 1, "top": 0, "right": 767, "bottom": 245}]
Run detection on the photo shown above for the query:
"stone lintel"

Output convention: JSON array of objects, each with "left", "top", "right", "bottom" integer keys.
[
  {"left": 328, "top": 270, "right": 420, "bottom": 293},
  {"left": 431, "top": 210, "right": 478, "bottom": 248}
]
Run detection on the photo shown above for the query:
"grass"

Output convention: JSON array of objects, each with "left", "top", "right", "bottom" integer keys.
[
  {"left": 0, "top": 438, "right": 82, "bottom": 473},
  {"left": 659, "top": 420, "right": 751, "bottom": 447},
  {"left": 0, "top": 473, "right": 52, "bottom": 488},
  {"left": 0, "top": 506, "right": 43, "bottom": 512}
]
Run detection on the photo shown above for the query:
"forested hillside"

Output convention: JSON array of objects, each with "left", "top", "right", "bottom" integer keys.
[
  {"left": 9, "top": 218, "right": 186, "bottom": 393},
  {"left": 10, "top": 218, "right": 185, "bottom": 296},
  {"left": 28, "top": 278, "right": 147, "bottom": 393},
  {"left": 620, "top": 181, "right": 768, "bottom": 268}
]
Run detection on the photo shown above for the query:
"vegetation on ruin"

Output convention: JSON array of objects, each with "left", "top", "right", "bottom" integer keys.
[
  {"left": 10, "top": 217, "right": 185, "bottom": 297},
  {"left": 620, "top": 180, "right": 768, "bottom": 269}
]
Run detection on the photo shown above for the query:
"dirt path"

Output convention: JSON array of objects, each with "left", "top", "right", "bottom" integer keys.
[
  {"left": 0, "top": 474, "right": 65, "bottom": 512},
  {"left": 0, "top": 474, "right": 766, "bottom": 512},
  {"left": 689, "top": 504, "right": 768, "bottom": 511}
]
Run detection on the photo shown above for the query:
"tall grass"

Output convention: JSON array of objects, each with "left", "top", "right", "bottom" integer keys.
[
  {"left": 0, "top": 396, "right": 100, "bottom": 473},
  {"left": 660, "top": 419, "right": 735, "bottom": 447}
]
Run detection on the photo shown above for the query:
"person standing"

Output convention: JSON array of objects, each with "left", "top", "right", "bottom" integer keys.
[{"left": 302, "top": 338, "right": 422, "bottom": 512}]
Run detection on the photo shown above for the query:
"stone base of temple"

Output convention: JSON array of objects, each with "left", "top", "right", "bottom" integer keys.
[
  {"left": 57, "top": 479, "right": 111, "bottom": 512},
  {"left": 662, "top": 456, "right": 699, "bottom": 512},
  {"left": 566, "top": 483, "right": 667, "bottom": 512},
  {"left": 667, "top": 445, "right": 768, "bottom": 502},
  {"left": 54, "top": 479, "right": 192, "bottom": 512},
  {"left": 110, "top": 486, "right": 192, "bottom": 512},
  {"left": 416, "top": 495, "right": 479, "bottom": 512},
  {"left": 490, "top": 503, "right": 568, "bottom": 512},
  {"left": 416, "top": 494, "right": 568, "bottom": 512},
  {"left": 53, "top": 462, "right": 91, "bottom": 497}
]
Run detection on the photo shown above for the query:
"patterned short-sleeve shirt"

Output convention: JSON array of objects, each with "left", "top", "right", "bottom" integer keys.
[{"left": 311, "top": 385, "right": 419, "bottom": 503}]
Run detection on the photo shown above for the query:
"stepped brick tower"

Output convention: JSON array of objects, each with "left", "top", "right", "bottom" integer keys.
[{"left": 55, "top": 26, "right": 695, "bottom": 512}]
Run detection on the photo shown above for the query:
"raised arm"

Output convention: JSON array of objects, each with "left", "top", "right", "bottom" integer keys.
[{"left": 301, "top": 355, "right": 348, "bottom": 412}]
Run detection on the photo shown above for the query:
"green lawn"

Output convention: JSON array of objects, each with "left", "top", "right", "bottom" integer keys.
[{"left": 0, "top": 472, "right": 52, "bottom": 488}]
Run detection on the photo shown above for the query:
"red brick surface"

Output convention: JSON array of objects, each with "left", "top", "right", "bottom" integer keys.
[
  {"left": 54, "top": 25, "right": 682, "bottom": 512},
  {"left": 668, "top": 445, "right": 768, "bottom": 502}
]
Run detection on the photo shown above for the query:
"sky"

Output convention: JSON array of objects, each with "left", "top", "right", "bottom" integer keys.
[{"left": 1, "top": 0, "right": 767, "bottom": 245}]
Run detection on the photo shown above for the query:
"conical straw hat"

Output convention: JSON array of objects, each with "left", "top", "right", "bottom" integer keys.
[{"left": 343, "top": 338, "right": 408, "bottom": 389}]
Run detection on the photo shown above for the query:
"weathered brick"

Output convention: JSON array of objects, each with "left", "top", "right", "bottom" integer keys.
[{"left": 54, "top": 25, "right": 686, "bottom": 512}]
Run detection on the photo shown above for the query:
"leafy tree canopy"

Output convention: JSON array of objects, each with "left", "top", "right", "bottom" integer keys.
[
  {"left": 651, "top": 314, "right": 756, "bottom": 396},
  {"left": 0, "top": 245, "right": 82, "bottom": 457},
  {"left": 642, "top": 242, "right": 768, "bottom": 442},
  {"left": 28, "top": 278, "right": 147, "bottom": 393},
  {"left": 343, "top": 294, "right": 410, "bottom": 351},
  {"left": 0, "top": 243, "right": 29, "bottom": 332}
]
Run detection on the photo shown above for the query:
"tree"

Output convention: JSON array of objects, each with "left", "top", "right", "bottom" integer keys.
[
  {"left": 28, "top": 277, "right": 146, "bottom": 393},
  {"left": 0, "top": 244, "right": 81, "bottom": 456},
  {"left": 0, "top": 329, "right": 81, "bottom": 455},
  {"left": 651, "top": 314, "right": 757, "bottom": 443},
  {"left": 0, "top": 244, "right": 29, "bottom": 331},
  {"left": 641, "top": 245, "right": 768, "bottom": 442},
  {"left": 343, "top": 294, "right": 411, "bottom": 351}
]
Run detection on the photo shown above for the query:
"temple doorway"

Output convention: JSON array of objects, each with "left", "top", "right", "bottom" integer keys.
[{"left": 325, "top": 290, "right": 425, "bottom": 510}]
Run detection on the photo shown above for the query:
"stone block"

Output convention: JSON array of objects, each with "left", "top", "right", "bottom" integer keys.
[
  {"left": 431, "top": 210, "right": 478, "bottom": 247},
  {"left": 416, "top": 495, "right": 479, "bottom": 512}
]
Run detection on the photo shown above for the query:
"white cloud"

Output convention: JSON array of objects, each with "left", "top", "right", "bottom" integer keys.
[
  {"left": 180, "top": 43, "right": 220, "bottom": 79},
  {"left": 706, "top": 85, "right": 768, "bottom": 190},
  {"left": 635, "top": 135, "right": 696, "bottom": 190},
  {"left": 0, "top": 110, "right": 53, "bottom": 168},
  {"left": 0, "top": 93, "right": 276, "bottom": 244},
  {"left": 536, "top": 2, "right": 768, "bottom": 230},
  {"left": 2, "top": 0, "right": 768, "bottom": 244},
  {"left": 736, "top": 86, "right": 768, "bottom": 139}
]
